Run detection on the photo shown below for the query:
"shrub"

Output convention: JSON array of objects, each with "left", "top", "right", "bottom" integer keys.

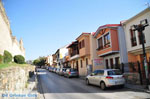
[
  {"left": 3, "top": 50, "right": 12, "bottom": 63},
  {"left": 0, "top": 54, "right": 3, "bottom": 63},
  {"left": 14, "top": 55, "right": 25, "bottom": 64}
]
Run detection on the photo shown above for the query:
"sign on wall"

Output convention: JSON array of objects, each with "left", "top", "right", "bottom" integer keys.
[{"left": 93, "top": 58, "right": 104, "bottom": 66}]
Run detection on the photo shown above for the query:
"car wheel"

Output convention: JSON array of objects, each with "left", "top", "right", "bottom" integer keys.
[
  {"left": 86, "top": 79, "right": 90, "bottom": 85},
  {"left": 100, "top": 82, "right": 106, "bottom": 90},
  {"left": 119, "top": 84, "right": 124, "bottom": 88},
  {"left": 67, "top": 75, "right": 70, "bottom": 78}
]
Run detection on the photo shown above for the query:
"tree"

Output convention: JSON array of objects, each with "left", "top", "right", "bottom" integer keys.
[
  {"left": 3, "top": 50, "right": 12, "bottom": 63},
  {"left": 0, "top": 54, "right": 3, "bottom": 64},
  {"left": 33, "top": 59, "right": 40, "bottom": 65},
  {"left": 14, "top": 55, "right": 25, "bottom": 64},
  {"left": 33, "top": 57, "right": 46, "bottom": 66}
]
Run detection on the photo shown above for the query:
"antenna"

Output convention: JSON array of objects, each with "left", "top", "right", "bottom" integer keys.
[{"left": 145, "top": 2, "right": 150, "bottom": 7}]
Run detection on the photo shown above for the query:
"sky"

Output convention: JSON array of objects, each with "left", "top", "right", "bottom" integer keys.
[{"left": 2, "top": 0, "right": 150, "bottom": 60}]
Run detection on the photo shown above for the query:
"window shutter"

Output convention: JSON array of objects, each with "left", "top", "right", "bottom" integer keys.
[{"left": 130, "top": 29, "right": 137, "bottom": 46}]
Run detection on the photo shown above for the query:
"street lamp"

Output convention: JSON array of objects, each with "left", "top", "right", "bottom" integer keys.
[{"left": 131, "top": 19, "right": 149, "bottom": 88}]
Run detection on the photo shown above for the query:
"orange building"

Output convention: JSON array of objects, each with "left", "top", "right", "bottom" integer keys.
[
  {"left": 94, "top": 24, "right": 128, "bottom": 69},
  {"left": 67, "top": 33, "right": 105, "bottom": 76},
  {"left": 76, "top": 33, "right": 92, "bottom": 76}
]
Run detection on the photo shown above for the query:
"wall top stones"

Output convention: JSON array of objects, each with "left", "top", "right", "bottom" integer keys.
[{"left": 0, "top": 0, "right": 11, "bottom": 33}]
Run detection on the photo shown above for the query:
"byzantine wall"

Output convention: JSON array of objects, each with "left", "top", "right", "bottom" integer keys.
[{"left": 0, "top": 0, "right": 25, "bottom": 57}]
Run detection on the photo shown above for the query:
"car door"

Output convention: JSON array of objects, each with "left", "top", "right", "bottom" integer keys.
[
  {"left": 94, "top": 70, "right": 104, "bottom": 86},
  {"left": 88, "top": 70, "right": 97, "bottom": 85}
]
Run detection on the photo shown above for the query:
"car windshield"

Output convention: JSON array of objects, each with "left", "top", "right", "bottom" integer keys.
[
  {"left": 107, "top": 70, "right": 122, "bottom": 75},
  {"left": 70, "top": 69, "right": 77, "bottom": 72}
]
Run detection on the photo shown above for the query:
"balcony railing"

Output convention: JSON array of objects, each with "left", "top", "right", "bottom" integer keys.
[{"left": 70, "top": 50, "right": 79, "bottom": 57}]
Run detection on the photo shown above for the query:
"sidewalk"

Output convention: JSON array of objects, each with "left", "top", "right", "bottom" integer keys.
[
  {"left": 125, "top": 83, "right": 150, "bottom": 93},
  {"left": 79, "top": 76, "right": 150, "bottom": 93}
]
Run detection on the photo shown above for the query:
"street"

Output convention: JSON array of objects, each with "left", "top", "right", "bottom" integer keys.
[{"left": 37, "top": 69, "right": 150, "bottom": 99}]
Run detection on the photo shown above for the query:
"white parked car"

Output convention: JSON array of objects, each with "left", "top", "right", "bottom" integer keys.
[{"left": 86, "top": 69, "right": 125, "bottom": 90}]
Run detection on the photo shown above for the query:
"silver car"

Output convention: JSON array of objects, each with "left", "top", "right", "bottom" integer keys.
[
  {"left": 64, "top": 68, "right": 79, "bottom": 78},
  {"left": 56, "top": 68, "right": 60, "bottom": 74},
  {"left": 58, "top": 68, "right": 67, "bottom": 76},
  {"left": 86, "top": 69, "right": 125, "bottom": 90}
]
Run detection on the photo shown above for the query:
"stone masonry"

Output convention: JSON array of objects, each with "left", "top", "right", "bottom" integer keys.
[
  {"left": 0, "top": 0, "right": 25, "bottom": 57},
  {"left": 0, "top": 66, "right": 35, "bottom": 93}
]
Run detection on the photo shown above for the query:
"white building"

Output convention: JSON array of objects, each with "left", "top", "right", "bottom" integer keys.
[
  {"left": 122, "top": 7, "right": 150, "bottom": 63},
  {"left": 46, "top": 55, "right": 53, "bottom": 66}
]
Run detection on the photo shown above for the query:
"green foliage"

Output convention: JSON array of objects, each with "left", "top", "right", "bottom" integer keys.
[
  {"left": 3, "top": 50, "right": 12, "bottom": 63},
  {"left": 33, "top": 57, "right": 46, "bottom": 66},
  {"left": 14, "top": 55, "right": 25, "bottom": 64},
  {"left": 0, "top": 54, "right": 3, "bottom": 63},
  {"left": 33, "top": 59, "right": 40, "bottom": 65}
]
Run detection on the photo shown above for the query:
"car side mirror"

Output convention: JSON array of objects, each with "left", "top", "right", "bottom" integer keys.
[{"left": 90, "top": 73, "right": 95, "bottom": 76}]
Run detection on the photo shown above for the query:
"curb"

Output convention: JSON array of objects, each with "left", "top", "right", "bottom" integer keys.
[{"left": 125, "top": 84, "right": 150, "bottom": 93}]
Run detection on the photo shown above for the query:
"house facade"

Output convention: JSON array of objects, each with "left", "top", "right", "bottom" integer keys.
[
  {"left": 76, "top": 33, "right": 92, "bottom": 76},
  {"left": 122, "top": 8, "right": 150, "bottom": 80},
  {"left": 90, "top": 32, "right": 105, "bottom": 71},
  {"left": 52, "top": 54, "right": 57, "bottom": 67},
  {"left": 122, "top": 7, "right": 150, "bottom": 63},
  {"left": 67, "top": 41, "right": 79, "bottom": 71},
  {"left": 46, "top": 55, "right": 53, "bottom": 66},
  {"left": 67, "top": 33, "right": 106, "bottom": 76},
  {"left": 59, "top": 45, "right": 69, "bottom": 68},
  {"left": 94, "top": 24, "right": 128, "bottom": 69}
]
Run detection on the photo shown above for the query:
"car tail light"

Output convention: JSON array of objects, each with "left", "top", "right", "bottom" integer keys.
[
  {"left": 106, "top": 76, "right": 113, "bottom": 79},
  {"left": 69, "top": 72, "right": 71, "bottom": 74}
]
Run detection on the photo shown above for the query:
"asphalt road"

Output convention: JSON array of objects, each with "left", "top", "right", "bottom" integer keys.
[{"left": 37, "top": 69, "right": 150, "bottom": 99}]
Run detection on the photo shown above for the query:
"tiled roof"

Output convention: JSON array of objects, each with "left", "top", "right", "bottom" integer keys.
[
  {"left": 76, "top": 32, "right": 91, "bottom": 40},
  {"left": 67, "top": 41, "right": 78, "bottom": 48},
  {"left": 94, "top": 24, "right": 120, "bottom": 37}
]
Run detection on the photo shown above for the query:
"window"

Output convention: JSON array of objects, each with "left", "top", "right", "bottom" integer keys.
[
  {"left": 104, "top": 33, "right": 110, "bottom": 47},
  {"left": 107, "top": 70, "right": 122, "bottom": 75},
  {"left": 110, "top": 58, "right": 113, "bottom": 69},
  {"left": 93, "top": 70, "right": 104, "bottom": 75},
  {"left": 138, "top": 32, "right": 146, "bottom": 44},
  {"left": 76, "top": 61, "right": 78, "bottom": 68},
  {"left": 86, "top": 58, "right": 88, "bottom": 66},
  {"left": 73, "top": 62, "right": 74, "bottom": 68},
  {"left": 97, "top": 37, "right": 103, "bottom": 50},
  {"left": 115, "top": 57, "right": 120, "bottom": 65},
  {"left": 79, "top": 40, "right": 85, "bottom": 49},
  {"left": 130, "top": 29, "right": 137, "bottom": 47},
  {"left": 82, "top": 40, "right": 85, "bottom": 47},
  {"left": 105, "top": 59, "right": 109, "bottom": 69},
  {"left": 96, "top": 70, "right": 104, "bottom": 75},
  {"left": 80, "top": 60, "right": 83, "bottom": 68},
  {"left": 79, "top": 42, "right": 81, "bottom": 49},
  {"left": 115, "top": 57, "right": 120, "bottom": 69},
  {"left": 93, "top": 70, "right": 97, "bottom": 75}
]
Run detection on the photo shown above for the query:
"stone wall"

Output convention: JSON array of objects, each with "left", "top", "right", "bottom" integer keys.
[
  {"left": 0, "top": 66, "right": 35, "bottom": 93},
  {"left": 124, "top": 73, "right": 140, "bottom": 85},
  {"left": 0, "top": 0, "right": 25, "bottom": 57}
]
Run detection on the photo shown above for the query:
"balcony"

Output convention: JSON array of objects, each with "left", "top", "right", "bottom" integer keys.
[
  {"left": 71, "top": 50, "right": 79, "bottom": 57},
  {"left": 70, "top": 50, "right": 79, "bottom": 60}
]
